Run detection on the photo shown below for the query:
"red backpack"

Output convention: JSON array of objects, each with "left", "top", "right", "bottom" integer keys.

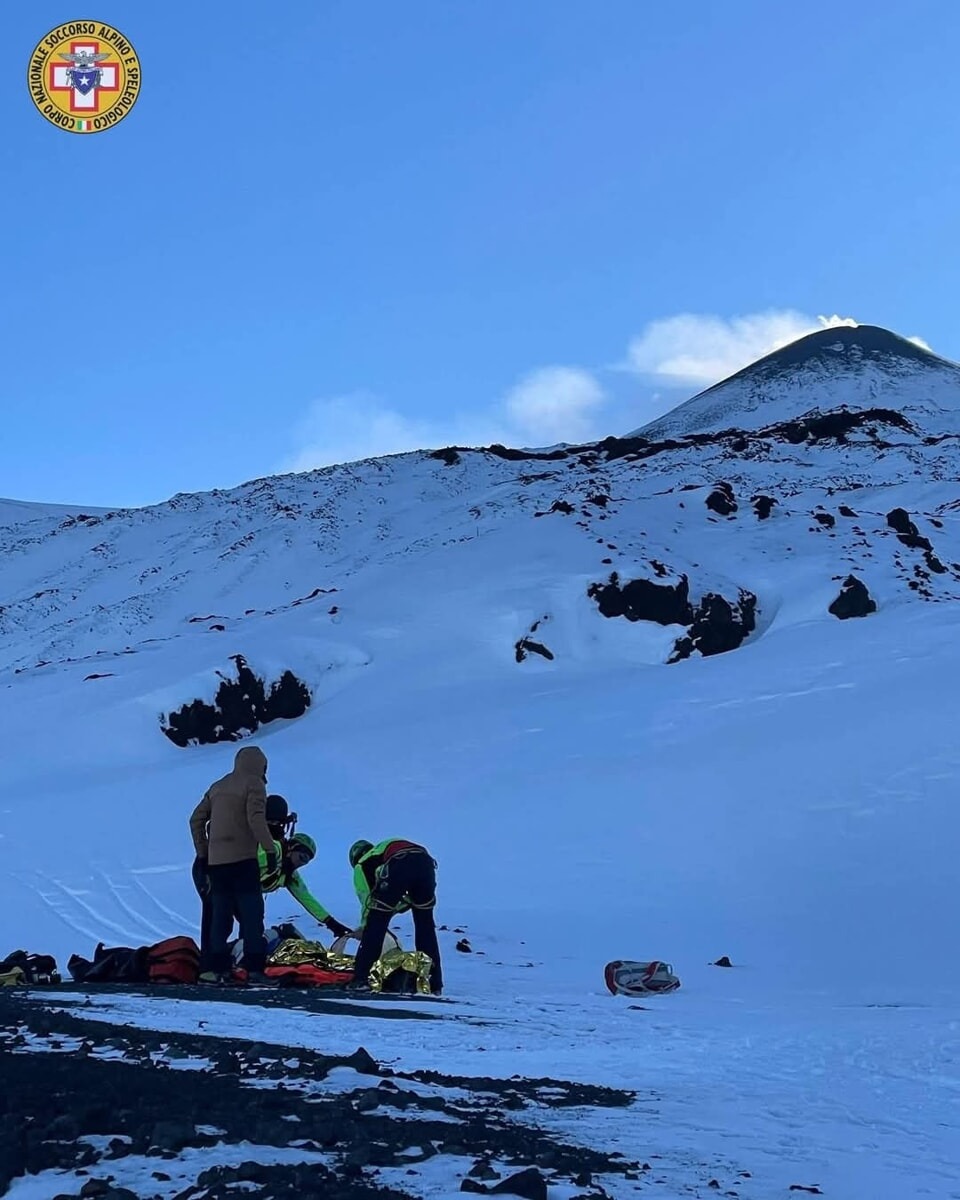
[{"left": 146, "top": 936, "right": 200, "bottom": 984}]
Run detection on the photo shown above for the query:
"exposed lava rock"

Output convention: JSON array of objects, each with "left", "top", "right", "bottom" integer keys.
[
  {"left": 705, "top": 482, "right": 737, "bottom": 517},
  {"left": 828, "top": 575, "right": 877, "bottom": 620},
  {"left": 161, "top": 654, "right": 311, "bottom": 747},
  {"left": 813, "top": 511, "right": 835, "bottom": 528},
  {"left": 585, "top": 493, "right": 610, "bottom": 508},
  {"left": 887, "top": 507, "right": 934, "bottom": 551},
  {"left": 0, "top": 994, "right": 639, "bottom": 1200},
  {"left": 886, "top": 507, "right": 918, "bottom": 536},
  {"left": 588, "top": 572, "right": 756, "bottom": 662},
  {"left": 766, "top": 407, "right": 913, "bottom": 445},
  {"left": 587, "top": 572, "right": 692, "bottom": 625},
  {"left": 752, "top": 495, "right": 777, "bottom": 519},
  {"left": 486, "top": 444, "right": 569, "bottom": 463},
  {"left": 534, "top": 499, "right": 575, "bottom": 517},
  {"left": 838, "top": 505, "right": 858, "bottom": 518},
  {"left": 463, "top": 1168, "right": 549, "bottom": 1200},
  {"left": 429, "top": 447, "right": 461, "bottom": 466},
  {"left": 924, "top": 550, "right": 948, "bottom": 574},
  {"left": 669, "top": 590, "right": 757, "bottom": 662},
  {"left": 515, "top": 639, "right": 554, "bottom": 663}
]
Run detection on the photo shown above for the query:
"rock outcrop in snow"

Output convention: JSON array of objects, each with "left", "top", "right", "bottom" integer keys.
[
  {"left": 161, "top": 654, "right": 311, "bottom": 747},
  {"left": 828, "top": 576, "right": 877, "bottom": 620},
  {"left": 586, "top": 570, "right": 758, "bottom": 662},
  {"left": 1, "top": 323, "right": 960, "bottom": 694}
]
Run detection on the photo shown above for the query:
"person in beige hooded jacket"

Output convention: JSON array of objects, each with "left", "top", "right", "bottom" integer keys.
[{"left": 190, "top": 745, "right": 277, "bottom": 980}]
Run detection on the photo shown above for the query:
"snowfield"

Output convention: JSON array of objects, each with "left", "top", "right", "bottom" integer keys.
[{"left": 1, "top": 326, "right": 959, "bottom": 1198}]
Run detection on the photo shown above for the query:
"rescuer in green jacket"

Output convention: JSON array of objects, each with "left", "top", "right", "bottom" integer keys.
[
  {"left": 258, "top": 832, "right": 352, "bottom": 939},
  {"left": 347, "top": 837, "right": 442, "bottom": 994}
]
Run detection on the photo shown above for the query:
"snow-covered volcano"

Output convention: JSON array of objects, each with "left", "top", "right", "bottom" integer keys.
[
  {"left": 636, "top": 323, "right": 960, "bottom": 439},
  {"left": 2, "top": 325, "right": 960, "bottom": 1198}
]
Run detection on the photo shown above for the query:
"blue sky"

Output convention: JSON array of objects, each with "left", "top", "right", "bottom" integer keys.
[{"left": 5, "top": 1, "right": 960, "bottom": 507}]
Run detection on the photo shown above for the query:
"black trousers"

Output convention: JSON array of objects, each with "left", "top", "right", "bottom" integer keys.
[
  {"left": 192, "top": 859, "right": 216, "bottom": 973},
  {"left": 204, "top": 858, "right": 266, "bottom": 974},
  {"left": 353, "top": 849, "right": 442, "bottom": 992}
]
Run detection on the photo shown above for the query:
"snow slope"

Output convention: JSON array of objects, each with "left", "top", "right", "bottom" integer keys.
[
  {"left": 635, "top": 323, "right": 960, "bottom": 439},
  {"left": 2, "top": 325, "right": 960, "bottom": 1197}
]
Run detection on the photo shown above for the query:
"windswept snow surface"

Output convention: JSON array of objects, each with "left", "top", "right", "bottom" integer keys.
[{"left": 2, "top": 364, "right": 960, "bottom": 1195}]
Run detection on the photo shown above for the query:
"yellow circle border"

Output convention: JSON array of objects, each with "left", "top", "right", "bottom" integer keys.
[{"left": 27, "top": 20, "right": 141, "bottom": 135}]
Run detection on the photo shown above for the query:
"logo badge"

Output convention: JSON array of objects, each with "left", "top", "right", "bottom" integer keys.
[{"left": 27, "top": 21, "right": 140, "bottom": 134}]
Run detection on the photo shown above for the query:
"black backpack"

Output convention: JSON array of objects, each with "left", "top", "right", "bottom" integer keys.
[{"left": 67, "top": 942, "right": 149, "bottom": 984}]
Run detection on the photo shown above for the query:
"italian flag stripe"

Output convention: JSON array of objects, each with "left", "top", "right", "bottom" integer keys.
[{"left": 76, "top": 119, "right": 89, "bottom": 131}]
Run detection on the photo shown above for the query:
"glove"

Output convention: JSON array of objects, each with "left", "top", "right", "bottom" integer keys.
[
  {"left": 323, "top": 917, "right": 351, "bottom": 939},
  {"left": 193, "top": 856, "right": 210, "bottom": 896}
]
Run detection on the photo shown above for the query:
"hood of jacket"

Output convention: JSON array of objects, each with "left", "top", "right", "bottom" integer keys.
[{"left": 234, "top": 746, "right": 267, "bottom": 778}]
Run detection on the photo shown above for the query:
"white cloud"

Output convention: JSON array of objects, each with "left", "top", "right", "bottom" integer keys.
[
  {"left": 281, "top": 393, "right": 467, "bottom": 473},
  {"left": 503, "top": 366, "right": 605, "bottom": 444},
  {"left": 283, "top": 369, "right": 609, "bottom": 473},
  {"left": 625, "top": 311, "right": 864, "bottom": 386},
  {"left": 283, "top": 313, "right": 935, "bottom": 472}
]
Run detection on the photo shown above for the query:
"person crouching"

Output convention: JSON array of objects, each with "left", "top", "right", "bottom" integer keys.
[{"left": 347, "top": 838, "right": 442, "bottom": 995}]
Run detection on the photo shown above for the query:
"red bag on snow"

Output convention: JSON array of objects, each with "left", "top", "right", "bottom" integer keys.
[
  {"left": 146, "top": 936, "right": 200, "bottom": 984},
  {"left": 265, "top": 964, "right": 353, "bottom": 988}
]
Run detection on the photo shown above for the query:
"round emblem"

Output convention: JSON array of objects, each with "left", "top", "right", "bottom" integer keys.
[{"left": 27, "top": 20, "right": 140, "bottom": 134}]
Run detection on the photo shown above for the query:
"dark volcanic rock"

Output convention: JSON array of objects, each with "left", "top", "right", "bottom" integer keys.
[
  {"left": 813, "top": 511, "right": 835, "bottom": 528},
  {"left": 0, "top": 978, "right": 644, "bottom": 1200},
  {"left": 161, "top": 654, "right": 311, "bottom": 747},
  {"left": 669, "top": 590, "right": 757, "bottom": 662},
  {"left": 898, "top": 531, "right": 934, "bottom": 551},
  {"left": 886, "top": 508, "right": 935, "bottom": 550},
  {"left": 768, "top": 406, "right": 913, "bottom": 445},
  {"left": 589, "top": 573, "right": 756, "bottom": 663},
  {"left": 491, "top": 1168, "right": 549, "bottom": 1200},
  {"left": 751, "top": 494, "right": 777, "bottom": 519},
  {"left": 925, "top": 550, "right": 948, "bottom": 574},
  {"left": 886, "top": 507, "right": 917, "bottom": 536},
  {"left": 515, "top": 638, "right": 554, "bottom": 663},
  {"left": 587, "top": 572, "right": 692, "bottom": 626},
  {"left": 538, "top": 499, "right": 575, "bottom": 517},
  {"left": 705, "top": 482, "right": 737, "bottom": 517},
  {"left": 150, "top": 1119, "right": 197, "bottom": 1152},
  {"left": 828, "top": 575, "right": 877, "bottom": 620}
]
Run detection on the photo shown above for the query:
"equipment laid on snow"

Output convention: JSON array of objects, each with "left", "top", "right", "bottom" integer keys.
[
  {"left": 0, "top": 950, "right": 61, "bottom": 986},
  {"left": 330, "top": 929, "right": 401, "bottom": 958},
  {"left": 604, "top": 959, "right": 681, "bottom": 996},
  {"left": 146, "top": 936, "right": 200, "bottom": 984},
  {"left": 266, "top": 930, "right": 432, "bottom": 994},
  {"left": 231, "top": 921, "right": 308, "bottom": 965}
]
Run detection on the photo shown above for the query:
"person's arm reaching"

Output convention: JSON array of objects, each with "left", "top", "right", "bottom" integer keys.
[{"left": 286, "top": 873, "right": 351, "bottom": 938}]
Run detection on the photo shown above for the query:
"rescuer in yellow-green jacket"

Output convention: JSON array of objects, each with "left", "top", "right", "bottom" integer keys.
[{"left": 257, "top": 832, "right": 352, "bottom": 939}]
